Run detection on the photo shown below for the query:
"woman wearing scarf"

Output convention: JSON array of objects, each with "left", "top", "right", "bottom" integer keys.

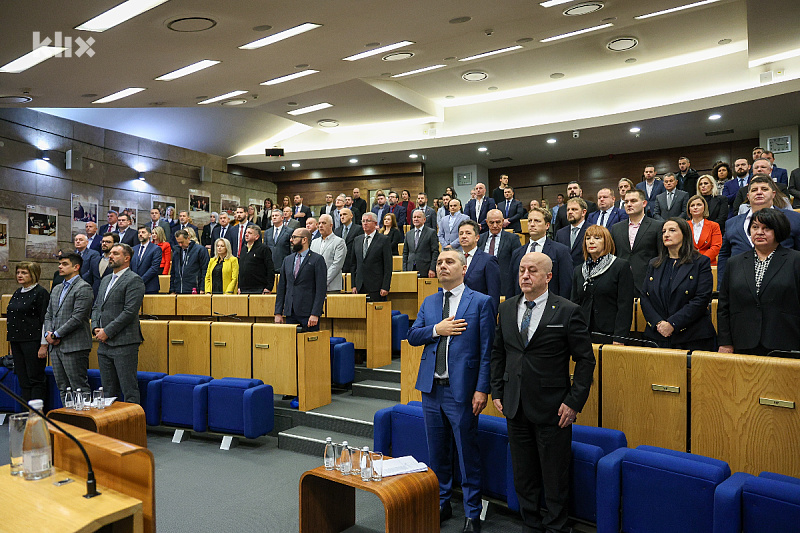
[{"left": 570, "top": 225, "right": 634, "bottom": 345}]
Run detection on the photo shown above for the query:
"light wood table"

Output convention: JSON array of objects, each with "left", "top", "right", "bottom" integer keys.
[
  {"left": 299, "top": 463, "right": 438, "bottom": 532},
  {"left": 0, "top": 464, "right": 143, "bottom": 533},
  {"left": 48, "top": 403, "right": 148, "bottom": 448}
]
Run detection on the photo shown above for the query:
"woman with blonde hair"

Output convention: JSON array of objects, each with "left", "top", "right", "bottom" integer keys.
[
  {"left": 152, "top": 225, "right": 172, "bottom": 275},
  {"left": 695, "top": 174, "right": 728, "bottom": 229},
  {"left": 185, "top": 227, "right": 201, "bottom": 245},
  {"left": 205, "top": 238, "right": 239, "bottom": 294}
]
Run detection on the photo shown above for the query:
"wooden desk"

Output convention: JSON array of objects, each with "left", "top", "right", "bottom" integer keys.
[
  {"left": 211, "top": 294, "right": 249, "bottom": 320},
  {"left": 158, "top": 275, "right": 169, "bottom": 294},
  {"left": 299, "top": 464, "right": 438, "bottom": 533},
  {"left": 0, "top": 464, "right": 143, "bottom": 533},
  {"left": 388, "top": 272, "right": 420, "bottom": 319},
  {"left": 141, "top": 295, "right": 176, "bottom": 317},
  {"left": 326, "top": 295, "right": 392, "bottom": 368},
  {"left": 1, "top": 293, "right": 11, "bottom": 315},
  {"left": 48, "top": 403, "right": 148, "bottom": 448},
  {"left": 176, "top": 294, "right": 211, "bottom": 317}
]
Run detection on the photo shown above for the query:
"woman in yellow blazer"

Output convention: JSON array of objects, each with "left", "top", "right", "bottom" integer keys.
[{"left": 205, "top": 238, "right": 239, "bottom": 294}]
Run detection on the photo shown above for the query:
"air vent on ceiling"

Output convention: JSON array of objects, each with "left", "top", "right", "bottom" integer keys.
[
  {"left": 167, "top": 17, "right": 217, "bottom": 32},
  {"left": 489, "top": 156, "right": 513, "bottom": 163},
  {"left": 705, "top": 129, "right": 734, "bottom": 136}
]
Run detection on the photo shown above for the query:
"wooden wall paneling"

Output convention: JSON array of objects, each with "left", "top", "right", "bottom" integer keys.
[
  {"left": 691, "top": 351, "right": 800, "bottom": 477},
  {"left": 211, "top": 322, "right": 252, "bottom": 379},
  {"left": 601, "top": 345, "right": 688, "bottom": 451},
  {"left": 417, "top": 278, "right": 439, "bottom": 311},
  {"left": 252, "top": 323, "right": 298, "bottom": 395},
  {"left": 168, "top": 321, "right": 211, "bottom": 375},
  {"left": 297, "top": 330, "right": 331, "bottom": 411},
  {"left": 139, "top": 320, "right": 169, "bottom": 373}
]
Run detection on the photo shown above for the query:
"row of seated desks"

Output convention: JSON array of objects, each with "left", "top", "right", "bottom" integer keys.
[{"left": 401, "top": 340, "right": 800, "bottom": 478}]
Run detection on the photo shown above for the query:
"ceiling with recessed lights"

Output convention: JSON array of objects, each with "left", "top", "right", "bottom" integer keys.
[{"left": 1, "top": 0, "right": 800, "bottom": 175}]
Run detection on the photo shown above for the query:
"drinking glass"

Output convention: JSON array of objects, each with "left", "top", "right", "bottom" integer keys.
[
  {"left": 81, "top": 391, "right": 92, "bottom": 411},
  {"left": 371, "top": 451, "right": 383, "bottom": 482},
  {"left": 349, "top": 446, "right": 361, "bottom": 476},
  {"left": 92, "top": 389, "right": 105, "bottom": 409},
  {"left": 8, "top": 413, "right": 28, "bottom": 476}
]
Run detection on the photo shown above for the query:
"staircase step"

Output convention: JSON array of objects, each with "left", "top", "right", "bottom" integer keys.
[
  {"left": 354, "top": 365, "right": 402, "bottom": 384},
  {"left": 278, "top": 426, "right": 373, "bottom": 457},
  {"left": 351, "top": 380, "right": 401, "bottom": 402}
]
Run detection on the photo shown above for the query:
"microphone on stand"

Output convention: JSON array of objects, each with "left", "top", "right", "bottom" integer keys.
[{"left": 0, "top": 381, "right": 100, "bottom": 499}]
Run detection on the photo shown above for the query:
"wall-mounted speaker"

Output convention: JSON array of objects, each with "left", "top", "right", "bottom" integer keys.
[
  {"left": 200, "top": 166, "right": 212, "bottom": 182},
  {"left": 66, "top": 149, "right": 82, "bottom": 170}
]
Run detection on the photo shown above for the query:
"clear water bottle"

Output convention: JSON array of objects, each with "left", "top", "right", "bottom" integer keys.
[
  {"left": 340, "top": 441, "right": 352, "bottom": 475},
  {"left": 360, "top": 446, "right": 372, "bottom": 482},
  {"left": 74, "top": 388, "right": 84, "bottom": 411},
  {"left": 64, "top": 387, "right": 74, "bottom": 409},
  {"left": 94, "top": 387, "right": 105, "bottom": 409},
  {"left": 324, "top": 437, "right": 335, "bottom": 470},
  {"left": 22, "top": 399, "right": 53, "bottom": 480}
]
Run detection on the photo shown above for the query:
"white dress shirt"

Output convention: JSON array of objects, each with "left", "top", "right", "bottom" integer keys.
[
  {"left": 431, "top": 282, "right": 465, "bottom": 378},
  {"left": 517, "top": 290, "right": 549, "bottom": 342}
]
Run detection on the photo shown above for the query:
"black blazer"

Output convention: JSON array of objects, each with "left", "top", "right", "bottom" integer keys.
[
  {"left": 116, "top": 228, "right": 138, "bottom": 247},
  {"left": 238, "top": 241, "right": 275, "bottom": 293},
  {"left": 555, "top": 222, "right": 589, "bottom": 267},
  {"left": 703, "top": 195, "right": 729, "bottom": 230},
  {"left": 402, "top": 225, "right": 439, "bottom": 275},
  {"left": 490, "top": 293, "right": 595, "bottom": 423},
  {"left": 274, "top": 250, "right": 326, "bottom": 318},
  {"left": 640, "top": 254, "right": 716, "bottom": 346},
  {"left": 552, "top": 199, "right": 598, "bottom": 233},
  {"left": 352, "top": 232, "right": 393, "bottom": 294},
  {"left": 611, "top": 216, "right": 663, "bottom": 298},
  {"left": 718, "top": 246, "right": 800, "bottom": 352},
  {"left": 478, "top": 231, "right": 522, "bottom": 298},
  {"left": 200, "top": 224, "right": 215, "bottom": 247},
  {"left": 263, "top": 224, "right": 293, "bottom": 268},
  {"left": 570, "top": 257, "right": 634, "bottom": 343},
  {"left": 258, "top": 212, "right": 272, "bottom": 232},
  {"left": 334, "top": 223, "right": 364, "bottom": 273},
  {"left": 381, "top": 227, "right": 403, "bottom": 255},
  {"left": 496, "top": 199, "right": 525, "bottom": 233}
]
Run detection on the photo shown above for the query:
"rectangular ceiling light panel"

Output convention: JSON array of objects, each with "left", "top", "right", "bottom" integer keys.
[
  {"left": 635, "top": 0, "right": 721, "bottom": 20},
  {"left": 0, "top": 46, "right": 67, "bottom": 73},
  {"left": 92, "top": 87, "right": 146, "bottom": 103},
  {"left": 261, "top": 69, "right": 319, "bottom": 85},
  {"left": 239, "top": 23, "right": 322, "bottom": 50},
  {"left": 342, "top": 41, "right": 415, "bottom": 61},
  {"left": 155, "top": 60, "right": 220, "bottom": 81},
  {"left": 287, "top": 102, "right": 333, "bottom": 115},
  {"left": 197, "top": 91, "right": 248, "bottom": 105},
  {"left": 76, "top": 0, "right": 170, "bottom": 32},
  {"left": 540, "top": 23, "right": 613, "bottom": 43}
]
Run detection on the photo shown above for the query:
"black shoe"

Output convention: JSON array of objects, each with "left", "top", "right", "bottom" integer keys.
[
  {"left": 440, "top": 501, "right": 452, "bottom": 523},
  {"left": 463, "top": 517, "right": 482, "bottom": 532}
]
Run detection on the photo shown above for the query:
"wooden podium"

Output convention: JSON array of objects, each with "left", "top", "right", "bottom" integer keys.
[{"left": 48, "top": 403, "right": 148, "bottom": 448}]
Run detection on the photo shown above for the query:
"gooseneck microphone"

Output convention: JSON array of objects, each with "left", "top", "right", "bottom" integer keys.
[{"left": 0, "top": 381, "right": 100, "bottom": 498}]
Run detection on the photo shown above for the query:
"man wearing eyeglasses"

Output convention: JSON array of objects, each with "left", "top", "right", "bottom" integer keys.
[{"left": 274, "top": 229, "right": 327, "bottom": 332}]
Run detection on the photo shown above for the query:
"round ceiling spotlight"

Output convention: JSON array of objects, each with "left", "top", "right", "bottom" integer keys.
[
  {"left": 478, "top": 147, "right": 488, "bottom": 152},
  {"left": 625, "top": 58, "right": 637, "bottom": 64},
  {"left": 222, "top": 99, "right": 247, "bottom": 106},
  {"left": 365, "top": 42, "right": 381, "bottom": 47},
  {"left": 443, "top": 56, "right": 456, "bottom": 61},
  {"left": 291, "top": 163, "right": 300, "bottom": 168},
  {"left": 0, "top": 95, "right": 33, "bottom": 103},
  {"left": 708, "top": 114, "right": 722, "bottom": 120},
  {"left": 564, "top": 2, "right": 604, "bottom": 16},
  {"left": 488, "top": 86, "right": 498, "bottom": 91},
  {"left": 462, "top": 71, "right": 488, "bottom": 82},
  {"left": 629, "top": 127, "right": 641, "bottom": 133},
  {"left": 409, "top": 153, "right": 419, "bottom": 159},
  {"left": 287, "top": 101, "right": 298, "bottom": 106},
  {"left": 252, "top": 25, "right": 273, "bottom": 32},
  {"left": 382, "top": 52, "right": 414, "bottom": 61},
  {"left": 517, "top": 37, "right": 534, "bottom": 44},
  {"left": 445, "top": 95, "right": 455, "bottom": 99},
  {"left": 449, "top": 16, "right": 472, "bottom": 24},
  {"left": 167, "top": 17, "right": 217, "bottom": 32},
  {"left": 550, "top": 72, "right": 565, "bottom": 79},
  {"left": 607, "top": 37, "right": 638, "bottom": 52},
  {"left": 349, "top": 158, "right": 359, "bottom": 163},
  {"left": 317, "top": 119, "right": 339, "bottom": 128},
  {"left": 546, "top": 138, "right": 557, "bottom": 144},
  {"left": 718, "top": 38, "right": 732, "bottom": 45},
  {"left": 295, "top": 63, "right": 309, "bottom": 69}
]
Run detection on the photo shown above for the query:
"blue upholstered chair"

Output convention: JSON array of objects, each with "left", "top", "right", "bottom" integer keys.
[
  {"left": 329, "top": 337, "right": 355, "bottom": 385},
  {"left": 136, "top": 371, "right": 167, "bottom": 411},
  {"left": 391, "top": 312, "right": 409, "bottom": 353},
  {"left": 206, "top": 377, "right": 274, "bottom": 443},
  {"left": 597, "top": 445, "right": 731, "bottom": 533},
  {"left": 0, "top": 367, "right": 24, "bottom": 416},
  {"left": 44, "top": 366, "right": 62, "bottom": 411},
  {"left": 145, "top": 374, "right": 212, "bottom": 431},
  {"left": 714, "top": 471, "right": 800, "bottom": 533}
]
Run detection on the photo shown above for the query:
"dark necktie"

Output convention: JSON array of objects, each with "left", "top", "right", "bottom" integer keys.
[
  {"left": 520, "top": 300, "right": 536, "bottom": 343},
  {"left": 414, "top": 229, "right": 420, "bottom": 248},
  {"left": 489, "top": 234, "right": 497, "bottom": 255},
  {"left": 600, "top": 211, "right": 607, "bottom": 227},
  {"left": 238, "top": 227, "right": 245, "bottom": 257},
  {"left": 138, "top": 245, "right": 145, "bottom": 262},
  {"left": 529, "top": 242, "right": 538, "bottom": 254},
  {"left": 505, "top": 201, "right": 510, "bottom": 217},
  {"left": 435, "top": 291, "right": 453, "bottom": 376},
  {"left": 220, "top": 227, "right": 227, "bottom": 240},
  {"left": 363, "top": 235, "right": 371, "bottom": 258},
  {"left": 293, "top": 253, "right": 301, "bottom": 277},
  {"left": 343, "top": 225, "right": 349, "bottom": 240}
]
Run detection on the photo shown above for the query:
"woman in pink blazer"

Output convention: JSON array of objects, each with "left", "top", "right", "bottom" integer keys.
[{"left": 687, "top": 195, "right": 722, "bottom": 265}]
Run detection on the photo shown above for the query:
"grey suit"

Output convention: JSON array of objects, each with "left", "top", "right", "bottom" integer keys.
[
  {"left": 43, "top": 276, "right": 93, "bottom": 403},
  {"left": 91, "top": 268, "right": 145, "bottom": 404},
  {"left": 403, "top": 225, "right": 439, "bottom": 275},
  {"left": 264, "top": 224, "right": 292, "bottom": 268},
  {"left": 309, "top": 233, "right": 347, "bottom": 292},
  {"left": 652, "top": 189, "right": 689, "bottom": 221}
]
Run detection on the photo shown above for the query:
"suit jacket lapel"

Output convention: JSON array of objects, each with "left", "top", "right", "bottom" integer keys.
[
  {"left": 506, "top": 294, "right": 528, "bottom": 349},
  {"left": 631, "top": 217, "right": 650, "bottom": 251},
  {"left": 742, "top": 250, "right": 758, "bottom": 300},
  {"left": 758, "top": 247, "right": 787, "bottom": 295},
  {"left": 527, "top": 293, "right": 559, "bottom": 346},
  {"left": 670, "top": 262, "right": 692, "bottom": 294},
  {"left": 54, "top": 283, "right": 67, "bottom": 314},
  {"left": 454, "top": 288, "right": 473, "bottom": 320}
]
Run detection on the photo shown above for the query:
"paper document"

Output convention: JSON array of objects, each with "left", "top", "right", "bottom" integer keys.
[{"left": 381, "top": 456, "right": 428, "bottom": 477}]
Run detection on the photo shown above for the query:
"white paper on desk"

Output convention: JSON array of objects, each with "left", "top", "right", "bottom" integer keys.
[
  {"left": 103, "top": 397, "right": 117, "bottom": 407},
  {"left": 381, "top": 456, "right": 428, "bottom": 477}
]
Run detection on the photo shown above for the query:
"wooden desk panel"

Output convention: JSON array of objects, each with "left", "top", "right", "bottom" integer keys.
[
  {"left": 520, "top": 219, "right": 528, "bottom": 234},
  {"left": 392, "top": 256, "right": 402, "bottom": 271},
  {"left": 141, "top": 295, "right": 176, "bottom": 317},
  {"left": 711, "top": 266, "right": 717, "bottom": 291},
  {"left": 252, "top": 324, "right": 298, "bottom": 395},
  {"left": 212, "top": 294, "right": 249, "bottom": 319},
  {"left": 602, "top": 346, "right": 688, "bottom": 451},
  {"left": 176, "top": 294, "right": 211, "bottom": 316},
  {"left": 388, "top": 294, "right": 418, "bottom": 319},
  {"left": 710, "top": 299, "right": 718, "bottom": 333},
  {"left": 634, "top": 299, "right": 646, "bottom": 333},
  {"left": 401, "top": 340, "right": 423, "bottom": 404},
  {"left": 417, "top": 278, "right": 439, "bottom": 310},
  {"left": 297, "top": 330, "right": 331, "bottom": 411},
  {"left": 398, "top": 243, "right": 404, "bottom": 256},
  {"left": 158, "top": 275, "right": 169, "bottom": 294},
  {"left": 367, "top": 302, "right": 392, "bottom": 368},
  {"left": 332, "top": 319, "right": 367, "bottom": 350},
  {"left": 249, "top": 294, "right": 277, "bottom": 317},
  {"left": 691, "top": 351, "right": 800, "bottom": 477},
  {"left": 89, "top": 337, "right": 100, "bottom": 369},
  {"left": 0, "top": 318, "right": 8, "bottom": 358},
  {"left": 1, "top": 294, "right": 10, "bottom": 315},
  {"left": 139, "top": 321, "right": 169, "bottom": 374},
  {"left": 391, "top": 272, "right": 418, "bottom": 293},
  {"left": 344, "top": 273, "right": 352, "bottom": 292},
  {"left": 48, "top": 402, "right": 147, "bottom": 448},
  {"left": 168, "top": 321, "right": 211, "bottom": 375},
  {"left": 326, "top": 294, "right": 367, "bottom": 318},
  {"left": 211, "top": 322, "right": 252, "bottom": 379},
  {"left": 569, "top": 344, "right": 601, "bottom": 427}
]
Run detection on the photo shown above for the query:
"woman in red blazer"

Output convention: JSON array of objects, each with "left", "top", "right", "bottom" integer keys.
[{"left": 687, "top": 195, "right": 722, "bottom": 265}]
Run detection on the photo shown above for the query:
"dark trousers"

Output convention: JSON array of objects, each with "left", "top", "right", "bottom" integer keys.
[
  {"left": 507, "top": 402, "right": 572, "bottom": 533},
  {"left": 363, "top": 289, "right": 386, "bottom": 302},
  {"left": 50, "top": 346, "right": 90, "bottom": 405},
  {"left": 97, "top": 344, "right": 140, "bottom": 404},
  {"left": 10, "top": 341, "right": 47, "bottom": 403},
  {"left": 286, "top": 314, "right": 320, "bottom": 332},
  {"left": 421, "top": 382, "right": 482, "bottom": 519}
]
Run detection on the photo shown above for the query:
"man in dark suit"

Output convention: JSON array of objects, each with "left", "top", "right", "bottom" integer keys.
[
  {"left": 717, "top": 175, "right": 800, "bottom": 284},
  {"left": 492, "top": 174, "right": 509, "bottom": 205},
  {"left": 371, "top": 192, "right": 390, "bottom": 223},
  {"left": 306, "top": 217, "right": 321, "bottom": 240},
  {"left": 169, "top": 230, "right": 209, "bottom": 294},
  {"left": 611, "top": 189, "right": 663, "bottom": 297},
  {"left": 616, "top": 179, "right": 635, "bottom": 211},
  {"left": 587, "top": 187, "right": 628, "bottom": 228},
  {"left": 238, "top": 225, "right": 275, "bottom": 294},
  {"left": 264, "top": 209, "right": 293, "bottom": 268},
  {"left": 211, "top": 211, "right": 235, "bottom": 247},
  {"left": 764, "top": 150, "right": 789, "bottom": 185},
  {"left": 386, "top": 192, "right": 407, "bottom": 233},
  {"left": 170, "top": 210, "right": 199, "bottom": 246},
  {"left": 555, "top": 198, "right": 589, "bottom": 267},
  {"left": 86, "top": 221, "right": 103, "bottom": 252},
  {"left": 479, "top": 209, "right": 521, "bottom": 298},
  {"left": 510, "top": 207, "right": 573, "bottom": 298},
  {"left": 334, "top": 208, "right": 364, "bottom": 274},
  {"left": 91, "top": 243, "right": 146, "bottom": 404},
  {"left": 352, "top": 212, "right": 392, "bottom": 301},
  {"left": 73, "top": 233, "right": 101, "bottom": 291},
  {"left": 788, "top": 166, "right": 800, "bottom": 209},
  {"left": 42, "top": 252, "right": 94, "bottom": 404},
  {"left": 732, "top": 159, "right": 792, "bottom": 216},
  {"left": 320, "top": 193, "right": 336, "bottom": 216},
  {"left": 652, "top": 174, "right": 689, "bottom": 221},
  {"left": 292, "top": 194, "right": 313, "bottom": 224},
  {"left": 131, "top": 227, "right": 163, "bottom": 294},
  {"left": 94, "top": 232, "right": 120, "bottom": 296},
  {"left": 415, "top": 192, "right": 438, "bottom": 230},
  {"left": 99, "top": 210, "right": 118, "bottom": 235},
  {"left": 352, "top": 188, "right": 368, "bottom": 225},
  {"left": 490, "top": 251, "right": 595, "bottom": 533},
  {"left": 114, "top": 213, "right": 137, "bottom": 247},
  {"left": 498, "top": 186, "right": 525, "bottom": 233},
  {"left": 635, "top": 165, "right": 666, "bottom": 217},
  {"left": 408, "top": 249, "right": 495, "bottom": 533},
  {"left": 201, "top": 212, "right": 218, "bottom": 247},
  {"left": 148, "top": 208, "right": 172, "bottom": 242},
  {"left": 403, "top": 209, "right": 439, "bottom": 277},
  {"left": 552, "top": 181, "right": 598, "bottom": 233},
  {"left": 676, "top": 156, "right": 699, "bottom": 195},
  {"left": 723, "top": 158, "right": 751, "bottom": 212},
  {"left": 228, "top": 206, "right": 253, "bottom": 257},
  {"left": 274, "top": 228, "right": 327, "bottom": 332},
  {"left": 459, "top": 219, "right": 501, "bottom": 316},
  {"left": 464, "top": 182, "right": 496, "bottom": 233}
]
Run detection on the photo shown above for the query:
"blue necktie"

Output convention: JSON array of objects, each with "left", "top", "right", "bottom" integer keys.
[
  {"left": 58, "top": 279, "right": 72, "bottom": 307},
  {"left": 520, "top": 300, "right": 536, "bottom": 343},
  {"left": 505, "top": 201, "right": 510, "bottom": 217}
]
